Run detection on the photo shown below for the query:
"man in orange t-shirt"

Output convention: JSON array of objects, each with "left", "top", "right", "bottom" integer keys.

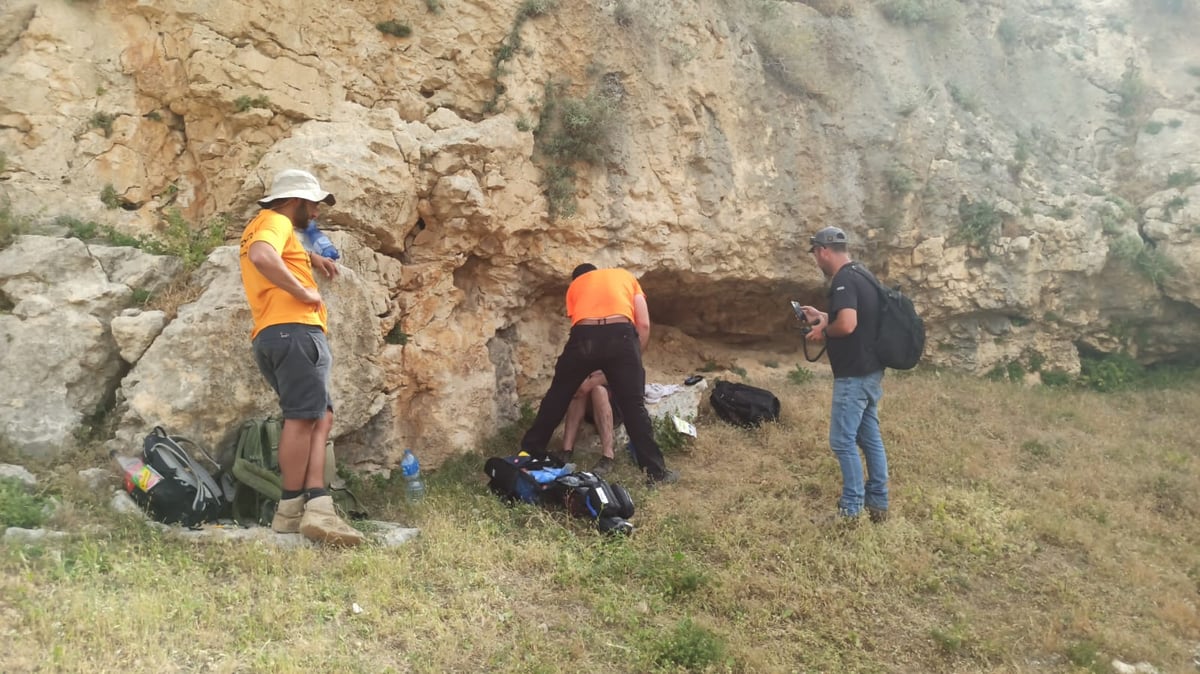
[
  {"left": 238, "top": 168, "right": 362, "bottom": 546},
  {"left": 520, "top": 264, "right": 678, "bottom": 486}
]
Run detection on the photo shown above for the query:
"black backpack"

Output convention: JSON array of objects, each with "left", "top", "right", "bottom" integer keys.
[
  {"left": 849, "top": 264, "right": 926, "bottom": 370},
  {"left": 483, "top": 454, "right": 636, "bottom": 535},
  {"left": 127, "top": 427, "right": 230, "bottom": 527},
  {"left": 709, "top": 381, "right": 781, "bottom": 428}
]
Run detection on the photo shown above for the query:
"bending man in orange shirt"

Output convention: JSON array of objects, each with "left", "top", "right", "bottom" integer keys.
[
  {"left": 238, "top": 168, "right": 363, "bottom": 546},
  {"left": 520, "top": 264, "right": 678, "bottom": 486}
]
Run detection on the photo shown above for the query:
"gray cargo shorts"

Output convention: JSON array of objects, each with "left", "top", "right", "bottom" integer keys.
[{"left": 252, "top": 323, "right": 333, "bottom": 419}]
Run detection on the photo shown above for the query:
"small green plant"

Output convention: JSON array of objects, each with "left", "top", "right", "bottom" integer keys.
[
  {"left": 90, "top": 111, "right": 116, "bottom": 137},
  {"left": 1040, "top": 369, "right": 1072, "bottom": 387},
  {"left": 930, "top": 624, "right": 968, "bottom": 654},
  {"left": 787, "top": 365, "right": 814, "bottom": 386},
  {"left": 425, "top": 0, "right": 441, "bottom": 13},
  {"left": 1168, "top": 118, "right": 1182, "bottom": 129},
  {"left": 515, "top": 117, "right": 532, "bottom": 132},
  {"left": 652, "top": 415, "right": 691, "bottom": 455},
  {"left": 518, "top": 0, "right": 556, "bottom": 19},
  {"left": 0, "top": 201, "right": 31, "bottom": 250},
  {"left": 1166, "top": 169, "right": 1199, "bottom": 189},
  {"left": 996, "top": 17, "right": 1020, "bottom": 47},
  {"left": 762, "top": 360, "right": 779, "bottom": 369},
  {"left": 233, "top": 95, "right": 271, "bottom": 113},
  {"left": 0, "top": 477, "right": 48, "bottom": 528},
  {"left": 543, "top": 164, "right": 577, "bottom": 219},
  {"left": 0, "top": 151, "right": 7, "bottom": 174},
  {"left": 1113, "top": 60, "right": 1145, "bottom": 118},
  {"left": 876, "top": 0, "right": 957, "bottom": 27},
  {"left": 884, "top": 165, "right": 916, "bottom": 196},
  {"left": 1163, "top": 195, "right": 1188, "bottom": 219},
  {"left": 57, "top": 215, "right": 100, "bottom": 240},
  {"left": 649, "top": 618, "right": 727, "bottom": 671},
  {"left": 1080, "top": 353, "right": 1143, "bottom": 392},
  {"left": 699, "top": 361, "right": 720, "bottom": 372},
  {"left": 100, "top": 184, "right": 122, "bottom": 210},
  {"left": 1049, "top": 204, "right": 1074, "bottom": 220},
  {"left": 130, "top": 288, "right": 153, "bottom": 307},
  {"left": 957, "top": 198, "right": 1002, "bottom": 249},
  {"left": 1064, "top": 638, "right": 1105, "bottom": 673},
  {"left": 376, "top": 20, "right": 412, "bottom": 37},
  {"left": 1143, "top": 120, "right": 1164, "bottom": 135},
  {"left": 385, "top": 324, "right": 409, "bottom": 345},
  {"left": 946, "top": 82, "right": 979, "bottom": 113},
  {"left": 145, "top": 111, "right": 162, "bottom": 122}
]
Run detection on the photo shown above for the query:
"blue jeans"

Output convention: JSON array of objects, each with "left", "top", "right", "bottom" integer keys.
[{"left": 830, "top": 371, "right": 888, "bottom": 516}]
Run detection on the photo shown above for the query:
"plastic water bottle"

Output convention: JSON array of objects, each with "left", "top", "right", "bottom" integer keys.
[
  {"left": 400, "top": 449, "right": 426, "bottom": 503},
  {"left": 303, "top": 220, "right": 340, "bottom": 260}
]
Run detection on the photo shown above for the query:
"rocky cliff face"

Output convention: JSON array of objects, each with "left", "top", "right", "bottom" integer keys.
[{"left": 1, "top": 0, "right": 1197, "bottom": 466}]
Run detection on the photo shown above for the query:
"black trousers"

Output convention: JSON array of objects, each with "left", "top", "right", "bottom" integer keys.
[{"left": 519, "top": 323, "right": 668, "bottom": 479}]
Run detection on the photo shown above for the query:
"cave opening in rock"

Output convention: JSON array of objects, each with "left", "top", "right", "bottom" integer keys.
[{"left": 638, "top": 269, "right": 828, "bottom": 351}]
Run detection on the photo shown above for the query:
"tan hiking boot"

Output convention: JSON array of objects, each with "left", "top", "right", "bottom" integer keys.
[
  {"left": 271, "top": 495, "right": 305, "bottom": 534},
  {"left": 300, "top": 495, "right": 365, "bottom": 547}
]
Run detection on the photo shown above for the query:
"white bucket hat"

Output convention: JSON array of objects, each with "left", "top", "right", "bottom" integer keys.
[{"left": 257, "top": 169, "right": 336, "bottom": 206}]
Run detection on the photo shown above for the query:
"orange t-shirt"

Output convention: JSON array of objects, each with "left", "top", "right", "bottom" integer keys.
[
  {"left": 566, "top": 268, "right": 644, "bottom": 325},
  {"left": 238, "top": 209, "right": 327, "bottom": 339}
]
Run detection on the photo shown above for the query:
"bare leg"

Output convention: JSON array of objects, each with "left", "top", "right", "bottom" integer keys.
[
  {"left": 278, "top": 417, "right": 318, "bottom": 491},
  {"left": 591, "top": 387, "right": 615, "bottom": 459},
  {"left": 562, "top": 396, "right": 587, "bottom": 452},
  {"left": 303, "top": 408, "right": 333, "bottom": 489}
]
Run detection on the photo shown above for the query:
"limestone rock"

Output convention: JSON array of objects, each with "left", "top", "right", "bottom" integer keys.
[
  {"left": 0, "top": 236, "right": 183, "bottom": 455},
  {"left": 110, "top": 309, "right": 167, "bottom": 363},
  {"left": 0, "top": 464, "right": 37, "bottom": 487}
]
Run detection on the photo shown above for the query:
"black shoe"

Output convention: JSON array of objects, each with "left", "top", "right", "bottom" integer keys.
[
  {"left": 867, "top": 506, "right": 889, "bottom": 524},
  {"left": 593, "top": 456, "right": 615, "bottom": 476},
  {"left": 646, "top": 469, "right": 680, "bottom": 488}
]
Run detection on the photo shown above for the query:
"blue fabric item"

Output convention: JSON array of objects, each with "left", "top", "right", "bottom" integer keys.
[
  {"left": 829, "top": 371, "right": 889, "bottom": 516},
  {"left": 528, "top": 466, "right": 571, "bottom": 484}
]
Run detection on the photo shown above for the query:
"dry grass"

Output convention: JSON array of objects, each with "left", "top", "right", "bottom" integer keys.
[{"left": 2, "top": 369, "right": 1198, "bottom": 672}]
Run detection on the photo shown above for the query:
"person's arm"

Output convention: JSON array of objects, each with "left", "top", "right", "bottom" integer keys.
[
  {"left": 248, "top": 241, "right": 322, "bottom": 306},
  {"left": 308, "top": 251, "right": 339, "bottom": 279},
  {"left": 800, "top": 305, "right": 858, "bottom": 342},
  {"left": 633, "top": 294, "right": 651, "bottom": 351}
]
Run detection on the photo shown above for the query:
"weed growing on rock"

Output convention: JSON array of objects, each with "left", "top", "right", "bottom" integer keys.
[
  {"left": 1166, "top": 168, "right": 1198, "bottom": 189},
  {"left": 876, "top": 0, "right": 958, "bottom": 27},
  {"left": 0, "top": 201, "right": 31, "bottom": 250},
  {"left": 957, "top": 198, "right": 1001, "bottom": 249},
  {"left": 376, "top": 20, "right": 411, "bottom": 37},
  {"left": 233, "top": 95, "right": 271, "bottom": 113},
  {"left": 89, "top": 112, "right": 115, "bottom": 137},
  {"left": 99, "top": 184, "right": 121, "bottom": 210}
]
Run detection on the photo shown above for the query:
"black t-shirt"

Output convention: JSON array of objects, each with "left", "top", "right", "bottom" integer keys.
[{"left": 826, "top": 263, "right": 883, "bottom": 378}]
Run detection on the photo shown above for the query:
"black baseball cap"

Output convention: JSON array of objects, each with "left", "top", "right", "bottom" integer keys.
[{"left": 809, "top": 226, "right": 848, "bottom": 252}]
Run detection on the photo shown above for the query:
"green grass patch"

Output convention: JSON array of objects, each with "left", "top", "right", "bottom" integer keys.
[
  {"left": 875, "top": 0, "right": 958, "bottom": 27},
  {"left": 0, "top": 477, "right": 50, "bottom": 528},
  {"left": 787, "top": 365, "right": 814, "bottom": 386},
  {"left": 1143, "top": 120, "right": 1164, "bottom": 135}
]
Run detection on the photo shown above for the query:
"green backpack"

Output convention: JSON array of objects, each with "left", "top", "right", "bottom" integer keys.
[{"left": 229, "top": 417, "right": 366, "bottom": 526}]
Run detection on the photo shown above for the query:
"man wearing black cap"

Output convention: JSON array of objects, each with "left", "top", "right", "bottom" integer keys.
[
  {"left": 797, "top": 227, "right": 890, "bottom": 524},
  {"left": 519, "top": 264, "right": 678, "bottom": 486}
]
